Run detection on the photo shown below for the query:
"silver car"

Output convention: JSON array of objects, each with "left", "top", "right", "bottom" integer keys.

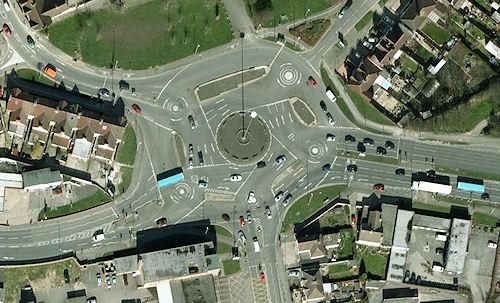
[{"left": 238, "top": 230, "right": 247, "bottom": 244}]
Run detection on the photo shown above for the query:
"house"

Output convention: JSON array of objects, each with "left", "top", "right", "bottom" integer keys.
[
  {"left": 300, "top": 264, "right": 325, "bottom": 303},
  {"left": 297, "top": 239, "right": 326, "bottom": 261},
  {"left": 17, "top": 0, "right": 73, "bottom": 30},
  {"left": 395, "top": 0, "right": 439, "bottom": 31}
]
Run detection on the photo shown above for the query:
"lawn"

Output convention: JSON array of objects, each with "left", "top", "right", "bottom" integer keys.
[
  {"left": 245, "top": 0, "right": 334, "bottom": 28},
  {"left": 355, "top": 11, "right": 374, "bottom": 32},
  {"left": 215, "top": 225, "right": 232, "bottom": 238},
  {"left": 472, "top": 212, "right": 498, "bottom": 227},
  {"left": 359, "top": 249, "right": 388, "bottom": 278},
  {"left": 400, "top": 55, "right": 419, "bottom": 78},
  {"left": 282, "top": 185, "right": 347, "bottom": 232},
  {"left": 15, "top": 69, "right": 55, "bottom": 86},
  {"left": 115, "top": 125, "right": 137, "bottom": 166},
  {"left": 38, "top": 188, "right": 111, "bottom": 220},
  {"left": 327, "top": 262, "right": 356, "bottom": 280},
  {"left": 319, "top": 205, "right": 350, "bottom": 227},
  {"left": 338, "top": 228, "right": 355, "bottom": 259},
  {"left": 47, "top": 0, "right": 233, "bottom": 70},
  {"left": 474, "top": 0, "right": 492, "bottom": 12},
  {"left": 346, "top": 88, "right": 394, "bottom": 126},
  {"left": 422, "top": 21, "right": 451, "bottom": 45},
  {"left": 3, "top": 259, "right": 81, "bottom": 303},
  {"left": 223, "top": 260, "right": 241, "bottom": 275},
  {"left": 412, "top": 201, "right": 451, "bottom": 213},
  {"left": 118, "top": 166, "right": 133, "bottom": 194},
  {"left": 414, "top": 46, "right": 434, "bottom": 62},
  {"left": 217, "top": 241, "right": 233, "bottom": 255}
]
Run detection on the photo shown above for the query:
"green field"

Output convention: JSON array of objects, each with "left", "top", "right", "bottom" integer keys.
[
  {"left": 115, "top": 125, "right": 137, "bottom": 166},
  {"left": 16, "top": 69, "right": 55, "bottom": 86},
  {"left": 346, "top": 88, "right": 394, "bottom": 126},
  {"left": 47, "top": 0, "right": 233, "bottom": 70},
  {"left": 472, "top": 212, "right": 498, "bottom": 227},
  {"left": 223, "top": 260, "right": 241, "bottom": 275},
  {"left": 217, "top": 241, "right": 233, "bottom": 254},
  {"left": 358, "top": 249, "right": 388, "bottom": 278},
  {"left": 422, "top": 21, "right": 451, "bottom": 45},
  {"left": 282, "top": 185, "right": 347, "bottom": 232},
  {"left": 38, "top": 188, "right": 111, "bottom": 220},
  {"left": 355, "top": 11, "right": 374, "bottom": 31},
  {"left": 3, "top": 259, "right": 80, "bottom": 303}
]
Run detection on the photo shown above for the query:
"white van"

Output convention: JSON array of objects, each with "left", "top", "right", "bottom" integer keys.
[
  {"left": 92, "top": 230, "right": 105, "bottom": 242},
  {"left": 326, "top": 89, "right": 337, "bottom": 102},
  {"left": 253, "top": 237, "right": 260, "bottom": 253}
]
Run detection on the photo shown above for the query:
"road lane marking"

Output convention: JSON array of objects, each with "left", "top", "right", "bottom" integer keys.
[
  {"left": 269, "top": 43, "right": 286, "bottom": 67},
  {"left": 157, "top": 63, "right": 192, "bottom": 98}
]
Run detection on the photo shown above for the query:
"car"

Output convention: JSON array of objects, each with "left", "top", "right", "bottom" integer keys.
[
  {"left": 188, "top": 157, "right": 194, "bottom": 169},
  {"left": 319, "top": 100, "right": 327, "bottom": 112},
  {"left": 106, "top": 274, "right": 111, "bottom": 288},
  {"left": 282, "top": 193, "right": 293, "bottom": 206},
  {"left": 43, "top": 64, "right": 57, "bottom": 78},
  {"left": 362, "top": 40, "right": 374, "bottom": 50},
  {"left": 373, "top": 183, "right": 384, "bottom": 191},
  {"left": 131, "top": 104, "right": 141, "bottom": 113},
  {"left": 265, "top": 206, "right": 272, "bottom": 219},
  {"left": 326, "top": 133, "right": 336, "bottom": 142},
  {"left": 346, "top": 164, "right": 358, "bottom": 172},
  {"left": 260, "top": 271, "right": 266, "bottom": 283},
  {"left": 155, "top": 217, "right": 168, "bottom": 227},
  {"left": 247, "top": 191, "right": 257, "bottom": 204},
  {"left": 197, "top": 151, "right": 204, "bottom": 165},
  {"left": 230, "top": 174, "right": 242, "bottom": 182},
  {"left": 289, "top": 270, "right": 301, "bottom": 277},
  {"left": 363, "top": 137, "right": 374, "bottom": 146},
  {"left": 253, "top": 236, "right": 260, "bottom": 252},
  {"left": 3, "top": 0, "right": 10, "bottom": 11},
  {"left": 326, "top": 88, "right": 337, "bottom": 102},
  {"left": 27, "top": 35, "right": 35, "bottom": 47},
  {"left": 395, "top": 168, "right": 405, "bottom": 176},
  {"left": 239, "top": 215, "right": 246, "bottom": 226},
  {"left": 119, "top": 80, "right": 130, "bottom": 90},
  {"left": 322, "top": 164, "right": 331, "bottom": 171},
  {"left": 351, "top": 214, "right": 357, "bottom": 225},
  {"left": 2, "top": 23, "right": 11, "bottom": 37},
  {"left": 481, "top": 192, "right": 490, "bottom": 200},
  {"left": 357, "top": 142, "right": 366, "bottom": 153},
  {"left": 98, "top": 88, "right": 110, "bottom": 98},
  {"left": 376, "top": 146, "right": 387, "bottom": 155},
  {"left": 246, "top": 210, "right": 252, "bottom": 223},
  {"left": 307, "top": 76, "right": 317, "bottom": 87},
  {"left": 338, "top": 7, "right": 347, "bottom": 18},
  {"left": 64, "top": 269, "right": 70, "bottom": 283},
  {"left": 92, "top": 230, "right": 105, "bottom": 242},
  {"left": 256, "top": 161, "right": 266, "bottom": 168},
  {"left": 385, "top": 140, "right": 395, "bottom": 149},
  {"left": 188, "top": 144, "right": 194, "bottom": 157},
  {"left": 274, "top": 191, "right": 284, "bottom": 202},
  {"left": 222, "top": 213, "right": 230, "bottom": 222},
  {"left": 345, "top": 135, "right": 356, "bottom": 143},
  {"left": 111, "top": 274, "right": 117, "bottom": 284},
  {"left": 96, "top": 273, "right": 102, "bottom": 286},
  {"left": 87, "top": 297, "right": 97, "bottom": 303},
  {"left": 276, "top": 155, "right": 286, "bottom": 165},
  {"left": 326, "top": 112, "right": 335, "bottom": 125},
  {"left": 238, "top": 230, "right": 247, "bottom": 244},
  {"left": 198, "top": 180, "right": 208, "bottom": 188},
  {"left": 188, "top": 115, "right": 197, "bottom": 129}
]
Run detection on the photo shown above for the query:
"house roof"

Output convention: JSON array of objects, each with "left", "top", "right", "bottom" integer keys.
[
  {"left": 381, "top": 204, "right": 398, "bottom": 246},
  {"left": 298, "top": 239, "right": 326, "bottom": 258},
  {"left": 367, "top": 210, "right": 383, "bottom": 231}
]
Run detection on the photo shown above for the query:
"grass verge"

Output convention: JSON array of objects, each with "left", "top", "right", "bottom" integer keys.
[
  {"left": 472, "top": 212, "right": 498, "bottom": 227},
  {"left": 346, "top": 88, "right": 395, "bottom": 126},
  {"left": 16, "top": 69, "right": 55, "bottom": 86},
  {"left": 217, "top": 241, "right": 233, "bottom": 255},
  {"left": 115, "top": 125, "right": 137, "bottom": 166},
  {"left": 436, "top": 165, "right": 500, "bottom": 182},
  {"left": 215, "top": 225, "right": 232, "bottom": 238},
  {"left": 47, "top": 0, "right": 233, "bottom": 70},
  {"left": 4, "top": 259, "right": 81, "bottom": 303},
  {"left": 38, "top": 188, "right": 111, "bottom": 220},
  {"left": 223, "top": 260, "right": 241, "bottom": 275},
  {"left": 355, "top": 11, "right": 374, "bottom": 32},
  {"left": 118, "top": 166, "right": 133, "bottom": 194},
  {"left": 282, "top": 184, "right": 347, "bottom": 232}
]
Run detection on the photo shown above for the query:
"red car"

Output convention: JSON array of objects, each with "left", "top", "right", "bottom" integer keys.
[
  {"left": 351, "top": 214, "right": 357, "bottom": 225},
  {"left": 307, "top": 76, "right": 317, "bottom": 87},
  {"left": 260, "top": 271, "right": 266, "bottom": 283},
  {"left": 373, "top": 183, "right": 384, "bottom": 191},
  {"left": 3, "top": 23, "right": 11, "bottom": 37},
  {"left": 239, "top": 215, "right": 246, "bottom": 226},
  {"left": 132, "top": 103, "right": 141, "bottom": 114}
]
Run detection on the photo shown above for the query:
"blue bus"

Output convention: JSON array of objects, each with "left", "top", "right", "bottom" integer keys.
[
  {"left": 157, "top": 167, "right": 184, "bottom": 189},
  {"left": 457, "top": 176, "right": 485, "bottom": 193}
]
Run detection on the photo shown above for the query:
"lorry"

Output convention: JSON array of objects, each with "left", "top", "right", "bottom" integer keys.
[{"left": 43, "top": 64, "right": 57, "bottom": 78}]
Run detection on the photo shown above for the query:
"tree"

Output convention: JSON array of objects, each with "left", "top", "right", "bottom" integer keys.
[{"left": 359, "top": 258, "right": 366, "bottom": 275}]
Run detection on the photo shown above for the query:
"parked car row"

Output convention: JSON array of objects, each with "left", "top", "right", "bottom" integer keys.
[{"left": 187, "top": 144, "right": 205, "bottom": 169}]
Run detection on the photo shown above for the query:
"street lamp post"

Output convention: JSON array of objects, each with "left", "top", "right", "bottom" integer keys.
[
  {"left": 240, "top": 32, "right": 245, "bottom": 135},
  {"left": 242, "top": 111, "right": 257, "bottom": 140},
  {"left": 304, "top": 8, "right": 310, "bottom": 23},
  {"left": 195, "top": 44, "right": 201, "bottom": 54}
]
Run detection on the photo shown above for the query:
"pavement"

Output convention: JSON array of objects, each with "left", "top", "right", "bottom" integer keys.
[{"left": 0, "top": 1, "right": 499, "bottom": 303}]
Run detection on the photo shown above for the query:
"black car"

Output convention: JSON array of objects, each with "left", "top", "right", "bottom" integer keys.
[
  {"left": 395, "top": 168, "right": 405, "bottom": 176},
  {"left": 481, "top": 192, "right": 490, "bottom": 200},
  {"left": 322, "top": 164, "right": 331, "bottom": 171},
  {"left": 346, "top": 164, "right": 358, "bottom": 172},
  {"left": 119, "top": 80, "right": 130, "bottom": 90},
  {"left": 188, "top": 115, "right": 197, "bottom": 129},
  {"left": 319, "top": 100, "right": 327, "bottom": 112},
  {"left": 345, "top": 135, "right": 356, "bottom": 143},
  {"left": 363, "top": 137, "right": 374, "bottom": 146},
  {"left": 257, "top": 161, "right": 266, "bottom": 168},
  {"left": 357, "top": 142, "right": 366, "bottom": 153},
  {"left": 197, "top": 151, "right": 204, "bottom": 165},
  {"left": 26, "top": 35, "right": 35, "bottom": 47},
  {"left": 385, "top": 140, "right": 395, "bottom": 149},
  {"left": 426, "top": 170, "right": 436, "bottom": 177},
  {"left": 63, "top": 269, "right": 70, "bottom": 283},
  {"left": 376, "top": 146, "right": 387, "bottom": 155}
]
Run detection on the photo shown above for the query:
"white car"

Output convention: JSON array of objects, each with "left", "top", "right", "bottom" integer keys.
[
  {"left": 265, "top": 206, "right": 272, "bottom": 219},
  {"left": 247, "top": 191, "right": 257, "bottom": 204},
  {"left": 198, "top": 180, "right": 208, "bottom": 188},
  {"left": 276, "top": 155, "right": 286, "bottom": 165},
  {"left": 326, "top": 113, "right": 335, "bottom": 125},
  {"left": 3, "top": 0, "right": 10, "bottom": 12},
  {"left": 326, "top": 134, "right": 336, "bottom": 142},
  {"left": 230, "top": 174, "right": 242, "bottom": 182},
  {"left": 274, "top": 191, "right": 284, "bottom": 203},
  {"left": 326, "top": 89, "right": 337, "bottom": 102},
  {"left": 92, "top": 230, "right": 105, "bottom": 242}
]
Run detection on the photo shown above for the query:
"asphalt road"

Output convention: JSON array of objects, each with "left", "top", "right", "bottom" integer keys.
[{"left": 1, "top": 2, "right": 500, "bottom": 303}]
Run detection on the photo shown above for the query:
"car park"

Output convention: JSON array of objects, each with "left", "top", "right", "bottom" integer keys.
[
  {"left": 239, "top": 215, "right": 246, "bottom": 226},
  {"left": 307, "top": 76, "right": 317, "bottom": 87},
  {"left": 395, "top": 168, "right": 405, "bottom": 176},
  {"left": 2, "top": 23, "right": 11, "bottom": 37},
  {"left": 326, "top": 133, "right": 336, "bottom": 141},
  {"left": 92, "top": 230, "right": 105, "bottom": 242},
  {"left": 155, "top": 217, "right": 168, "bottom": 227},
  {"left": 345, "top": 135, "right": 356, "bottom": 143},
  {"left": 265, "top": 206, "right": 272, "bottom": 219},
  {"left": 188, "top": 115, "right": 197, "bottom": 129},
  {"left": 376, "top": 146, "right": 387, "bottom": 155},
  {"left": 363, "top": 137, "right": 374, "bottom": 146},
  {"left": 385, "top": 140, "right": 395, "bottom": 149},
  {"left": 246, "top": 210, "right": 252, "bottom": 223},
  {"left": 230, "top": 174, "right": 242, "bottom": 182},
  {"left": 282, "top": 193, "right": 292, "bottom": 206},
  {"left": 276, "top": 155, "right": 286, "bottom": 165},
  {"left": 346, "top": 164, "right": 358, "bottom": 172},
  {"left": 238, "top": 230, "right": 247, "bottom": 244},
  {"left": 131, "top": 104, "right": 141, "bottom": 113},
  {"left": 326, "top": 112, "right": 335, "bottom": 125},
  {"left": 373, "top": 183, "right": 385, "bottom": 191},
  {"left": 322, "top": 164, "right": 331, "bottom": 171},
  {"left": 274, "top": 191, "right": 284, "bottom": 202},
  {"left": 326, "top": 88, "right": 337, "bottom": 102},
  {"left": 27, "top": 35, "right": 35, "bottom": 47},
  {"left": 319, "top": 100, "right": 327, "bottom": 112},
  {"left": 357, "top": 142, "right": 366, "bottom": 153}
]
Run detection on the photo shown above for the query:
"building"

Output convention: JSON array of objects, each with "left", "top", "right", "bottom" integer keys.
[
  {"left": 23, "top": 168, "right": 62, "bottom": 191},
  {"left": 445, "top": 219, "right": 471, "bottom": 274},
  {"left": 0, "top": 172, "right": 23, "bottom": 211},
  {"left": 387, "top": 209, "right": 414, "bottom": 282},
  {"left": 300, "top": 263, "right": 325, "bottom": 303},
  {"left": 297, "top": 239, "right": 327, "bottom": 261},
  {"left": 17, "top": 0, "right": 76, "bottom": 30}
]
